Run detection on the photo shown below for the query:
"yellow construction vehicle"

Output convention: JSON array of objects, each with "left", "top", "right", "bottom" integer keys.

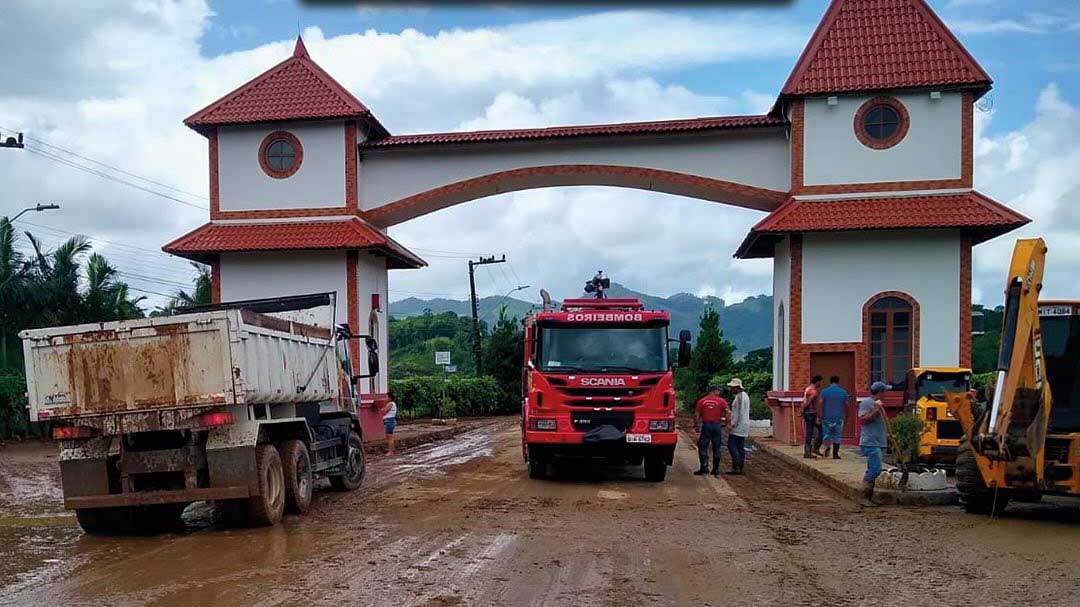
[
  {"left": 947, "top": 238, "right": 1080, "bottom": 514},
  {"left": 904, "top": 367, "right": 971, "bottom": 467}
]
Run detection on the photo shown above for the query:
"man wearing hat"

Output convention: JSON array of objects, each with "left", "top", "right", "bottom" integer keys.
[
  {"left": 858, "top": 381, "right": 891, "bottom": 506},
  {"left": 693, "top": 385, "right": 730, "bottom": 477},
  {"left": 726, "top": 378, "right": 751, "bottom": 475}
]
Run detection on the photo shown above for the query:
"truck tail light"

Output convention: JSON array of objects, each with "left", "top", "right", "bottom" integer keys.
[
  {"left": 53, "top": 425, "right": 96, "bottom": 440},
  {"left": 926, "top": 408, "right": 938, "bottom": 421},
  {"left": 197, "top": 411, "right": 235, "bottom": 428},
  {"left": 649, "top": 420, "right": 672, "bottom": 432},
  {"left": 531, "top": 419, "right": 556, "bottom": 431}
]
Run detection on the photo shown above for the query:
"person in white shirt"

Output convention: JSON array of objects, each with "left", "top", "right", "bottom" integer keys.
[
  {"left": 726, "top": 378, "right": 751, "bottom": 475},
  {"left": 381, "top": 391, "right": 398, "bottom": 456}
]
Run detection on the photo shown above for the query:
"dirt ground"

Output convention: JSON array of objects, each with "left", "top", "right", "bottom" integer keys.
[{"left": 1, "top": 419, "right": 1078, "bottom": 607}]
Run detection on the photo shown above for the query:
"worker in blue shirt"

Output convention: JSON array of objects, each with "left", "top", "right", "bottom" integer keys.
[{"left": 818, "top": 376, "right": 850, "bottom": 460}]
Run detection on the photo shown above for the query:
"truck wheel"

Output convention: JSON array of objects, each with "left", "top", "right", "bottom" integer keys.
[
  {"left": 241, "top": 444, "right": 285, "bottom": 526},
  {"left": 643, "top": 455, "right": 667, "bottom": 482},
  {"left": 955, "top": 440, "right": 1010, "bottom": 515},
  {"left": 528, "top": 457, "right": 547, "bottom": 479},
  {"left": 329, "top": 431, "right": 365, "bottom": 492},
  {"left": 280, "top": 440, "right": 313, "bottom": 514},
  {"left": 75, "top": 508, "right": 128, "bottom": 534}
]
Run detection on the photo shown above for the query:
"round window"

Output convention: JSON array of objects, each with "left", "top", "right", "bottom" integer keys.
[
  {"left": 266, "top": 139, "right": 295, "bottom": 172},
  {"left": 259, "top": 131, "right": 303, "bottom": 178},
  {"left": 853, "top": 97, "right": 909, "bottom": 150}
]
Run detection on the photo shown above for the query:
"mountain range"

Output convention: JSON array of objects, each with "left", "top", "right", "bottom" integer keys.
[{"left": 390, "top": 283, "right": 773, "bottom": 355}]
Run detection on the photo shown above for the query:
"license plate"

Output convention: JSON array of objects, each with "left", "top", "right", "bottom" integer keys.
[{"left": 625, "top": 433, "right": 652, "bottom": 444}]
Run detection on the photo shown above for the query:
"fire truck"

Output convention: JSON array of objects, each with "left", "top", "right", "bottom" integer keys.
[{"left": 519, "top": 275, "right": 691, "bottom": 482}]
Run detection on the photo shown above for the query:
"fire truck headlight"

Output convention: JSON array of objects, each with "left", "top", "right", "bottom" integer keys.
[
  {"left": 648, "top": 420, "right": 672, "bottom": 432},
  {"left": 532, "top": 419, "right": 557, "bottom": 431}
]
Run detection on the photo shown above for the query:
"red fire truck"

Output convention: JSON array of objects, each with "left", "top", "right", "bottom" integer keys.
[{"left": 519, "top": 288, "right": 691, "bottom": 482}]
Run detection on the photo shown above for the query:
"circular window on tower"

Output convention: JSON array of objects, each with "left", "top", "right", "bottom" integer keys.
[
  {"left": 854, "top": 96, "right": 909, "bottom": 150},
  {"left": 259, "top": 131, "right": 303, "bottom": 178}
]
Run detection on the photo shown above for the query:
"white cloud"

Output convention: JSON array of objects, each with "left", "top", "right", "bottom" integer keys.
[
  {"left": 972, "top": 84, "right": 1080, "bottom": 304},
  {"left": 1, "top": 4, "right": 805, "bottom": 306},
  {"left": 947, "top": 19, "right": 1044, "bottom": 35}
]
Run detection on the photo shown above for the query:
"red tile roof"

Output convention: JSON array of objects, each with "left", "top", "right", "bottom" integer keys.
[
  {"left": 185, "top": 37, "right": 389, "bottom": 138},
  {"left": 361, "top": 114, "right": 786, "bottom": 148},
  {"left": 162, "top": 217, "right": 426, "bottom": 269},
  {"left": 735, "top": 191, "right": 1029, "bottom": 258},
  {"left": 780, "top": 0, "right": 991, "bottom": 97}
]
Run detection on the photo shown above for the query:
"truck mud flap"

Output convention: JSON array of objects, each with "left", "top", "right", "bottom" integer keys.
[
  {"left": 60, "top": 459, "right": 111, "bottom": 498},
  {"left": 207, "top": 446, "right": 260, "bottom": 496}
]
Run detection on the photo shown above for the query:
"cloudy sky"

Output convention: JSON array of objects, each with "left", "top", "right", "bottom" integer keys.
[{"left": 1, "top": 0, "right": 1078, "bottom": 309}]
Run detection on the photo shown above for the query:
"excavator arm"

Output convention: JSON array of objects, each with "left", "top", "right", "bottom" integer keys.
[{"left": 948, "top": 238, "right": 1053, "bottom": 490}]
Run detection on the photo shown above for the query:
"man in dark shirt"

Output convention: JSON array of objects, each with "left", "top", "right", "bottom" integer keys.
[{"left": 694, "top": 385, "right": 730, "bottom": 477}]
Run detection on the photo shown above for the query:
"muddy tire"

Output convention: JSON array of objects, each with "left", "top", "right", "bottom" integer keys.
[
  {"left": 329, "top": 431, "right": 365, "bottom": 492},
  {"left": 75, "top": 508, "right": 131, "bottom": 534},
  {"left": 643, "top": 455, "right": 667, "bottom": 482},
  {"left": 528, "top": 457, "right": 547, "bottom": 479},
  {"left": 955, "top": 440, "right": 1010, "bottom": 515},
  {"left": 238, "top": 444, "right": 285, "bottom": 527},
  {"left": 280, "top": 440, "right": 313, "bottom": 514}
]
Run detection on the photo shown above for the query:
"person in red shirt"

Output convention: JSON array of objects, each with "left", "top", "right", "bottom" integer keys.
[
  {"left": 803, "top": 375, "right": 823, "bottom": 458},
  {"left": 694, "top": 385, "right": 730, "bottom": 476}
]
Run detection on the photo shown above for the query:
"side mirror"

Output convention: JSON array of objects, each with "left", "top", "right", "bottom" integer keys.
[
  {"left": 513, "top": 338, "right": 525, "bottom": 363},
  {"left": 334, "top": 323, "right": 353, "bottom": 341},
  {"left": 677, "top": 340, "right": 691, "bottom": 368},
  {"left": 679, "top": 329, "right": 692, "bottom": 343}
]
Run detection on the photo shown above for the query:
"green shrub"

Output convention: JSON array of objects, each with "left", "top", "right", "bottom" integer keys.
[
  {"left": 389, "top": 375, "right": 515, "bottom": 419},
  {"left": 709, "top": 370, "right": 773, "bottom": 420},
  {"left": 0, "top": 371, "right": 38, "bottom": 440},
  {"left": 888, "top": 413, "right": 929, "bottom": 487}
]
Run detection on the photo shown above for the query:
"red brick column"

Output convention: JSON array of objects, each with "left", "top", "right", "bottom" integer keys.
[{"left": 959, "top": 235, "right": 973, "bottom": 367}]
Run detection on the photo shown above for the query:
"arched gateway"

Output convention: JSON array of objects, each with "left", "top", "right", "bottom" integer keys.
[{"left": 164, "top": 0, "right": 1029, "bottom": 441}]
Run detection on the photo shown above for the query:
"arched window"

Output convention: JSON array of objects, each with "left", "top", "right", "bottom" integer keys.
[
  {"left": 777, "top": 302, "right": 786, "bottom": 391},
  {"left": 869, "top": 297, "right": 912, "bottom": 385}
]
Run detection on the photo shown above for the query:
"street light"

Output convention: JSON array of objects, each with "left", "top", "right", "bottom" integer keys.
[{"left": 8, "top": 203, "right": 60, "bottom": 223}]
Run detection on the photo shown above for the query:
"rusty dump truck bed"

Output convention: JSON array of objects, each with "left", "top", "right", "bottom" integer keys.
[{"left": 20, "top": 308, "right": 338, "bottom": 423}]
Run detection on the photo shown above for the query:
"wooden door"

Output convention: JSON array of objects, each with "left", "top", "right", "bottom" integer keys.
[{"left": 809, "top": 351, "right": 857, "bottom": 442}]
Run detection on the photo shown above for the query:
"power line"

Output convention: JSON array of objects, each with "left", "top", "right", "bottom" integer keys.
[
  {"left": 23, "top": 146, "right": 209, "bottom": 210},
  {"left": 11, "top": 223, "right": 197, "bottom": 280},
  {"left": 0, "top": 124, "right": 208, "bottom": 202}
]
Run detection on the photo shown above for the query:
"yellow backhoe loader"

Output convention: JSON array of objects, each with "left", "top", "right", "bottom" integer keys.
[{"left": 947, "top": 238, "right": 1080, "bottom": 514}]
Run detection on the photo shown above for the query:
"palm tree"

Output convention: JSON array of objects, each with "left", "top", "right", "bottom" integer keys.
[
  {"left": 84, "top": 253, "right": 146, "bottom": 321},
  {"left": 0, "top": 219, "right": 30, "bottom": 368},
  {"left": 170, "top": 262, "right": 212, "bottom": 309}
]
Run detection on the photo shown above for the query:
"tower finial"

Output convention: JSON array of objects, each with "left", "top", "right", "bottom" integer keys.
[{"left": 293, "top": 35, "right": 308, "bottom": 58}]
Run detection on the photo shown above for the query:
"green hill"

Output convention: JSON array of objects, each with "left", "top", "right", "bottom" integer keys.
[{"left": 390, "top": 283, "right": 773, "bottom": 356}]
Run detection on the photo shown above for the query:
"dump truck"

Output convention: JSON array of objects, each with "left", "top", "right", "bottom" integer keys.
[
  {"left": 904, "top": 367, "right": 971, "bottom": 467},
  {"left": 20, "top": 293, "right": 375, "bottom": 533},
  {"left": 947, "top": 239, "right": 1080, "bottom": 514},
  {"left": 519, "top": 280, "right": 691, "bottom": 482}
]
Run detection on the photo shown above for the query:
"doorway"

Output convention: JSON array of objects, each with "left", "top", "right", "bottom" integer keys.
[{"left": 809, "top": 351, "right": 856, "bottom": 442}]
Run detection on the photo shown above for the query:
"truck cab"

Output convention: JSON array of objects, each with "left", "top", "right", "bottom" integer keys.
[
  {"left": 520, "top": 297, "right": 689, "bottom": 482},
  {"left": 905, "top": 367, "right": 971, "bottom": 466}
]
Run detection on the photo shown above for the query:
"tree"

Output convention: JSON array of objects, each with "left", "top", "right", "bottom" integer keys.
[
  {"left": 676, "top": 306, "right": 736, "bottom": 409},
  {"left": 736, "top": 347, "right": 772, "bottom": 374},
  {"left": 482, "top": 306, "right": 522, "bottom": 410}
]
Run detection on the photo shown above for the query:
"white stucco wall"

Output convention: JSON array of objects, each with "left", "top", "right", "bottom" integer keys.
[
  {"left": 772, "top": 237, "right": 791, "bottom": 391},
  {"left": 356, "top": 253, "right": 389, "bottom": 394},
  {"left": 803, "top": 91, "right": 962, "bottom": 186},
  {"left": 359, "top": 130, "right": 791, "bottom": 211},
  {"left": 218, "top": 251, "right": 348, "bottom": 327},
  {"left": 800, "top": 231, "right": 961, "bottom": 367},
  {"left": 219, "top": 121, "right": 347, "bottom": 211}
]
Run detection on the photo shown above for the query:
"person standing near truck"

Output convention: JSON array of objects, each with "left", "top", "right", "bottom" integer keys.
[
  {"left": 858, "top": 381, "right": 890, "bottom": 506},
  {"left": 819, "top": 376, "right": 849, "bottom": 460},
  {"left": 726, "top": 378, "right": 750, "bottom": 475},
  {"left": 694, "top": 385, "right": 730, "bottom": 477},
  {"left": 802, "top": 376, "right": 823, "bottom": 458},
  {"left": 381, "top": 390, "right": 398, "bottom": 456}
]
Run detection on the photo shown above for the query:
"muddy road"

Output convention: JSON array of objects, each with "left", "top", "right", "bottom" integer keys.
[{"left": 2, "top": 420, "right": 1078, "bottom": 606}]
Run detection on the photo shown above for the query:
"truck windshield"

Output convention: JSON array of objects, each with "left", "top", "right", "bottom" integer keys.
[
  {"left": 916, "top": 373, "right": 970, "bottom": 402},
  {"left": 538, "top": 325, "right": 668, "bottom": 373}
]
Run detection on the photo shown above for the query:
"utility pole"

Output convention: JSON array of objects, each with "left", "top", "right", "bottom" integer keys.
[{"left": 468, "top": 254, "right": 505, "bottom": 376}]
